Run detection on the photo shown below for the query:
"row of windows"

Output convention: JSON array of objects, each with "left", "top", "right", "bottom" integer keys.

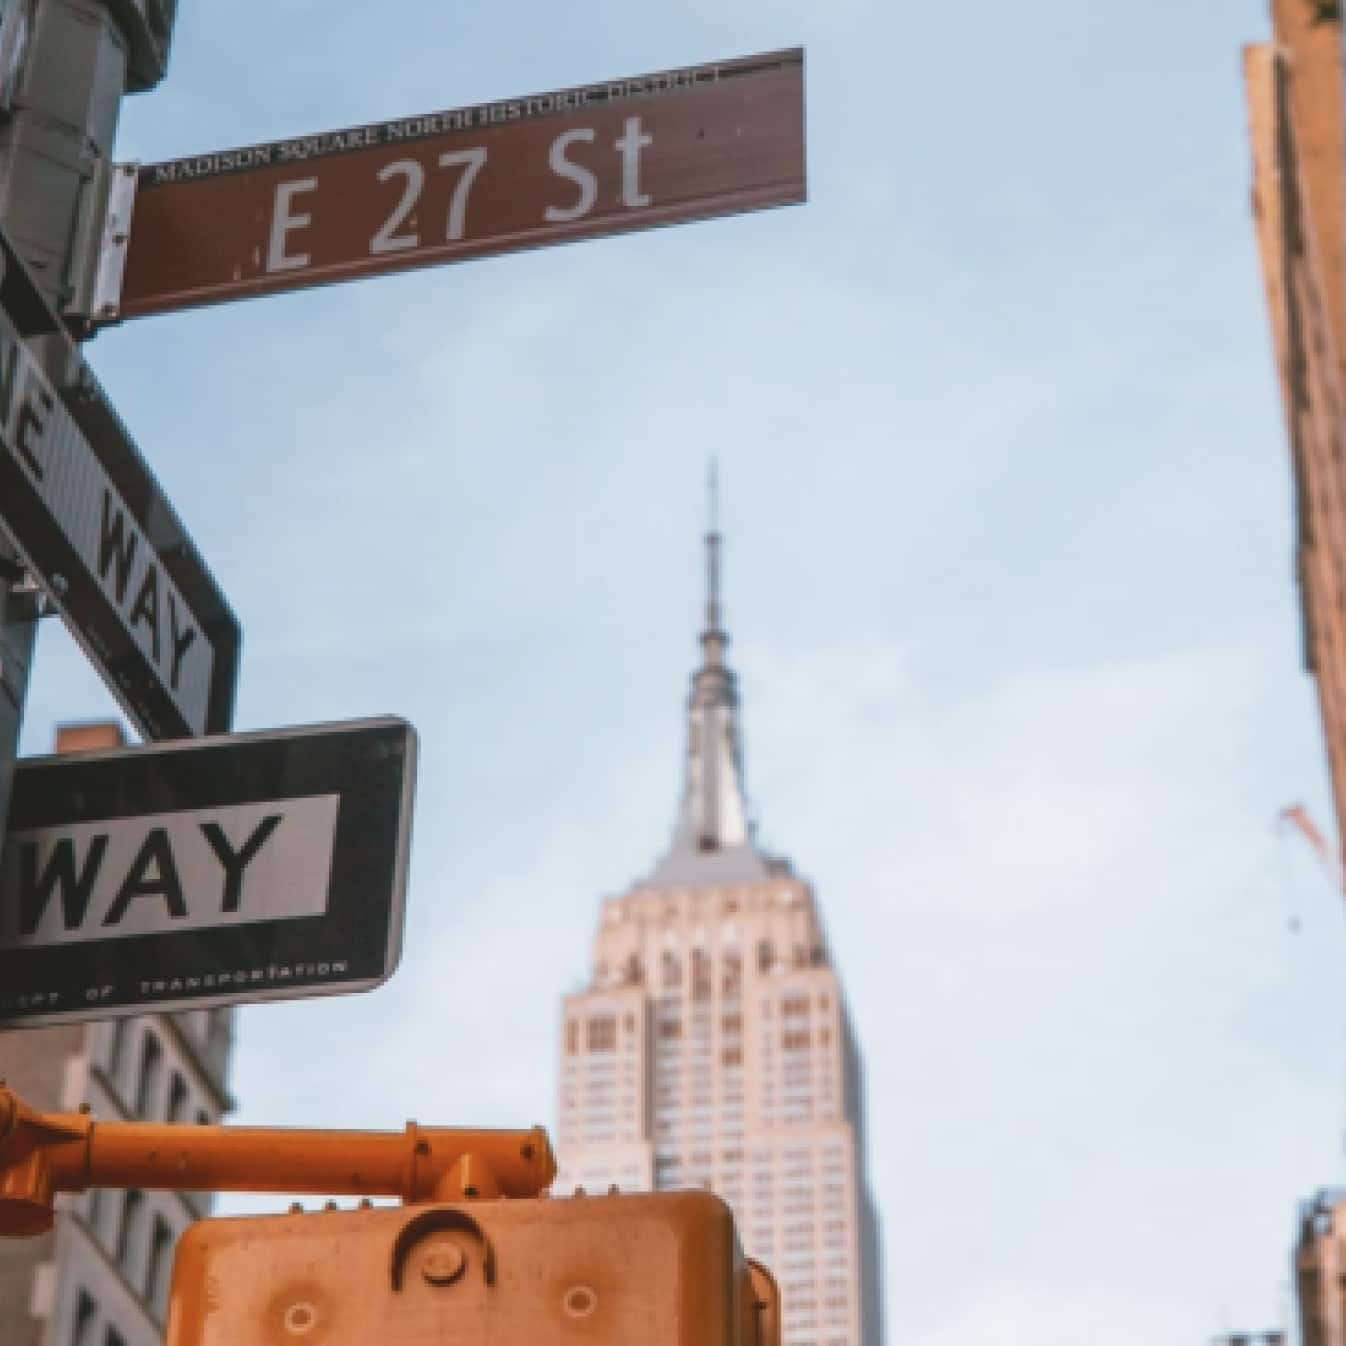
[
  {"left": 593, "top": 938, "right": 829, "bottom": 992},
  {"left": 564, "top": 1012, "right": 642, "bottom": 1055},
  {"left": 789, "top": 1295, "right": 848, "bottom": 1314},
  {"left": 70, "top": 1203, "right": 178, "bottom": 1345},
  {"left": 603, "top": 887, "right": 806, "bottom": 925},
  {"left": 105, "top": 1021, "right": 212, "bottom": 1126},
  {"left": 87, "top": 1188, "right": 177, "bottom": 1317}
]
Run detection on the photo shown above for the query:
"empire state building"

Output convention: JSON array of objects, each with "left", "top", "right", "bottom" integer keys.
[{"left": 554, "top": 501, "right": 884, "bottom": 1346}]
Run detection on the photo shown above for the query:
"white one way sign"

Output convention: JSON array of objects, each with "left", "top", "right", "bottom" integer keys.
[
  {"left": 0, "top": 717, "right": 415, "bottom": 1027},
  {"left": 0, "top": 224, "right": 238, "bottom": 740},
  {"left": 1, "top": 794, "right": 339, "bottom": 948}
]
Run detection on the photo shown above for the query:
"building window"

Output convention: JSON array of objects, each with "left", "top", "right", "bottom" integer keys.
[
  {"left": 72, "top": 1289, "right": 96, "bottom": 1346},
  {"left": 115, "top": 1190, "right": 144, "bottom": 1272},
  {"left": 586, "top": 1015, "right": 617, "bottom": 1052},
  {"left": 662, "top": 950, "right": 681, "bottom": 989},
  {"left": 167, "top": 1073, "right": 190, "bottom": 1125},
  {"left": 722, "top": 1046, "right": 743, "bottom": 1067},
  {"left": 147, "top": 1217, "right": 175, "bottom": 1318},
  {"left": 691, "top": 949, "right": 712, "bottom": 1001},
  {"left": 721, "top": 949, "right": 742, "bottom": 996},
  {"left": 659, "top": 1019, "right": 682, "bottom": 1040},
  {"left": 756, "top": 939, "right": 774, "bottom": 973},
  {"left": 106, "top": 1020, "right": 129, "bottom": 1087},
  {"left": 133, "top": 1034, "right": 162, "bottom": 1119},
  {"left": 207, "top": 1009, "right": 232, "bottom": 1060},
  {"left": 565, "top": 1020, "right": 579, "bottom": 1055}
]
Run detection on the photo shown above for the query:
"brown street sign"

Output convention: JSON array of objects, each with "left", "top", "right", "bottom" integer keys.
[{"left": 98, "top": 48, "right": 805, "bottom": 322}]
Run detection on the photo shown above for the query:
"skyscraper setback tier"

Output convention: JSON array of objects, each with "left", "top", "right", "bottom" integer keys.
[{"left": 554, "top": 497, "right": 884, "bottom": 1346}]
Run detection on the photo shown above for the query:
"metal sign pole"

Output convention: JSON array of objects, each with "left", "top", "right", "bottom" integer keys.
[
  {"left": 0, "top": 0, "right": 176, "bottom": 840},
  {"left": 0, "top": 552, "right": 36, "bottom": 848},
  {"left": 0, "top": 0, "right": 122, "bottom": 841}
]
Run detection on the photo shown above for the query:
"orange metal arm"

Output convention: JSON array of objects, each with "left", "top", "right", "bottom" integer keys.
[{"left": 0, "top": 1085, "right": 555, "bottom": 1237}]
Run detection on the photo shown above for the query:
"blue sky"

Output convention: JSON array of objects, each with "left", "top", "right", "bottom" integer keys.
[{"left": 15, "top": 0, "right": 1346, "bottom": 1341}]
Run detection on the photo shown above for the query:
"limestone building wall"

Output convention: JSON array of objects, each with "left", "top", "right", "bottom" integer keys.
[{"left": 556, "top": 878, "right": 875, "bottom": 1346}]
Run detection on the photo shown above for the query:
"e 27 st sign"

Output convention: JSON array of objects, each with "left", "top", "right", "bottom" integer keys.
[
  {"left": 103, "top": 48, "right": 804, "bottom": 320},
  {"left": 264, "top": 112, "right": 659, "bottom": 273}
]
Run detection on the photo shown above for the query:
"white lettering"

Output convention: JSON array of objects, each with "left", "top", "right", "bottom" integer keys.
[
  {"left": 266, "top": 177, "right": 318, "bottom": 272},
  {"left": 0, "top": 797, "right": 339, "bottom": 949},
  {"left": 614, "top": 116, "right": 652, "bottom": 208},
  {"left": 96, "top": 490, "right": 203, "bottom": 701},
  {"left": 544, "top": 129, "right": 597, "bottom": 223},
  {"left": 437, "top": 147, "right": 488, "bottom": 241},
  {"left": 0, "top": 326, "right": 52, "bottom": 482},
  {"left": 370, "top": 159, "right": 424, "bottom": 255}
]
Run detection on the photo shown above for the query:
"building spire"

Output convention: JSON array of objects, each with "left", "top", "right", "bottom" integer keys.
[
  {"left": 649, "top": 462, "right": 763, "bottom": 880},
  {"left": 702, "top": 458, "right": 726, "bottom": 670}
]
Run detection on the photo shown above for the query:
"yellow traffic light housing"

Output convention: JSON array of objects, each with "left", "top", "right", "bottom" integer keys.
[
  {"left": 166, "top": 1190, "right": 778, "bottom": 1346},
  {"left": 0, "top": 1084, "right": 779, "bottom": 1346}
]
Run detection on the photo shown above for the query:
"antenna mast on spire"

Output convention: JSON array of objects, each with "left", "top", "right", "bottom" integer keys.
[
  {"left": 652, "top": 461, "right": 763, "bottom": 875},
  {"left": 706, "top": 457, "right": 722, "bottom": 634}
]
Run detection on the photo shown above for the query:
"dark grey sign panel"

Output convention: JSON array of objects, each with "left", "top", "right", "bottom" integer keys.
[
  {"left": 0, "top": 224, "right": 239, "bottom": 740},
  {"left": 0, "top": 716, "right": 415, "bottom": 1027}
]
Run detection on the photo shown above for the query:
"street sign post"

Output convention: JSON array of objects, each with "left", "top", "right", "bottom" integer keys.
[
  {"left": 91, "top": 47, "right": 805, "bottom": 322},
  {"left": 0, "top": 222, "right": 240, "bottom": 741},
  {"left": 0, "top": 716, "right": 416, "bottom": 1027}
]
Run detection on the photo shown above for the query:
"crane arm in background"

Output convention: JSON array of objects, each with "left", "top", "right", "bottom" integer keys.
[{"left": 1277, "top": 803, "right": 1344, "bottom": 890}]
